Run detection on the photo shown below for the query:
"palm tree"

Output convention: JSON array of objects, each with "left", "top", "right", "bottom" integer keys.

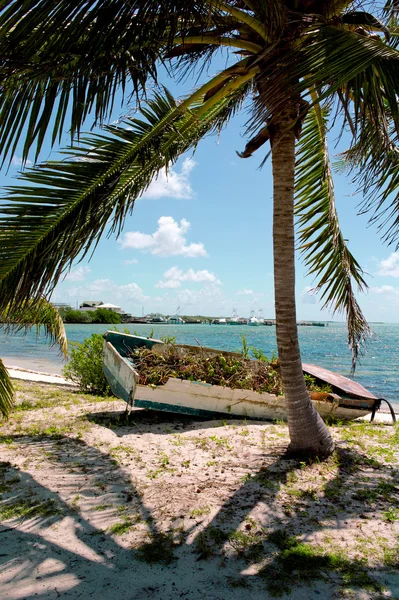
[
  {"left": 0, "top": 299, "right": 68, "bottom": 418},
  {"left": 0, "top": 1, "right": 398, "bottom": 455}
]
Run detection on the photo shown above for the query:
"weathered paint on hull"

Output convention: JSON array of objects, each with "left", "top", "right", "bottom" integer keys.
[
  {"left": 132, "top": 377, "right": 372, "bottom": 421},
  {"left": 103, "top": 341, "right": 138, "bottom": 404}
]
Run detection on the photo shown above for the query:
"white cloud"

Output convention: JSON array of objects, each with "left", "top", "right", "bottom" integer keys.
[
  {"left": 141, "top": 157, "right": 196, "bottom": 200},
  {"left": 300, "top": 286, "right": 318, "bottom": 305},
  {"left": 119, "top": 216, "right": 208, "bottom": 258},
  {"left": 173, "top": 284, "right": 226, "bottom": 310},
  {"left": 64, "top": 266, "right": 91, "bottom": 282},
  {"left": 156, "top": 266, "right": 221, "bottom": 289},
  {"left": 236, "top": 289, "right": 254, "bottom": 296},
  {"left": 11, "top": 156, "right": 32, "bottom": 167},
  {"left": 370, "top": 285, "right": 399, "bottom": 296},
  {"left": 67, "top": 278, "right": 149, "bottom": 303},
  {"left": 123, "top": 259, "right": 139, "bottom": 265},
  {"left": 376, "top": 252, "right": 399, "bottom": 278}
]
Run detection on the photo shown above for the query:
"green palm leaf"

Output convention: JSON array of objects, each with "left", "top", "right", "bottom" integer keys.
[
  {"left": 0, "top": 0, "right": 257, "bottom": 163},
  {"left": 337, "top": 109, "right": 399, "bottom": 249},
  {"left": 295, "top": 105, "right": 371, "bottom": 370},
  {"left": 1, "top": 298, "right": 68, "bottom": 358},
  {"left": 0, "top": 359, "right": 14, "bottom": 420},
  {"left": 0, "top": 298, "right": 68, "bottom": 418},
  {"left": 0, "top": 83, "right": 253, "bottom": 313}
]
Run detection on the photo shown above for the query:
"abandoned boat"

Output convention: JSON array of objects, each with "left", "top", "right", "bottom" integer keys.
[{"left": 102, "top": 331, "right": 387, "bottom": 422}]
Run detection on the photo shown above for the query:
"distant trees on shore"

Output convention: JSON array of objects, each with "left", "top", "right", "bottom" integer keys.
[{"left": 61, "top": 308, "right": 121, "bottom": 325}]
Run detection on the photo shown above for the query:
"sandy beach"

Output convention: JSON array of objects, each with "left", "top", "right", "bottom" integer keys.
[
  {"left": 2, "top": 356, "right": 65, "bottom": 376},
  {"left": 0, "top": 375, "right": 399, "bottom": 599}
]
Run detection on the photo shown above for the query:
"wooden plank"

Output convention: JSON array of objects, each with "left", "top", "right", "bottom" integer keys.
[
  {"left": 103, "top": 331, "right": 164, "bottom": 358},
  {"left": 103, "top": 341, "right": 138, "bottom": 403},
  {"left": 302, "top": 363, "right": 376, "bottom": 400}
]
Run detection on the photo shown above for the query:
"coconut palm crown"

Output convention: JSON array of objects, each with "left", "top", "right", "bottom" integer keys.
[{"left": 0, "top": 0, "right": 399, "bottom": 455}]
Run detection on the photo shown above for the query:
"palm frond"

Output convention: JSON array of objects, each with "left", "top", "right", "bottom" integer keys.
[
  {"left": 248, "top": 22, "right": 399, "bottom": 141},
  {"left": 1, "top": 298, "right": 68, "bottom": 358},
  {"left": 302, "top": 24, "right": 399, "bottom": 118},
  {"left": 0, "top": 358, "right": 14, "bottom": 419},
  {"left": 0, "top": 0, "right": 263, "bottom": 163},
  {"left": 338, "top": 110, "right": 399, "bottom": 249},
  {"left": 295, "top": 105, "right": 371, "bottom": 371},
  {"left": 0, "top": 297, "right": 67, "bottom": 418},
  {"left": 0, "top": 0, "right": 220, "bottom": 162},
  {"left": 0, "top": 82, "right": 253, "bottom": 313}
]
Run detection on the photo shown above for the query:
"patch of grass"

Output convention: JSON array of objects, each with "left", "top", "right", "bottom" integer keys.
[
  {"left": 209, "top": 435, "right": 232, "bottom": 450},
  {"left": 70, "top": 495, "right": 81, "bottom": 509},
  {"left": 0, "top": 497, "right": 60, "bottom": 521},
  {"left": 146, "top": 451, "right": 174, "bottom": 479},
  {"left": 383, "top": 543, "right": 399, "bottom": 567},
  {"left": 136, "top": 532, "right": 178, "bottom": 564},
  {"left": 323, "top": 476, "right": 344, "bottom": 500},
  {"left": 352, "top": 480, "right": 398, "bottom": 503},
  {"left": 0, "top": 437, "right": 14, "bottom": 445},
  {"left": 190, "top": 505, "right": 211, "bottom": 518},
  {"left": 93, "top": 503, "right": 112, "bottom": 511},
  {"left": 228, "top": 529, "right": 265, "bottom": 561},
  {"left": 286, "top": 471, "right": 299, "bottom": 484},
  {"left": 108, "top": 517, "right": 134, "bottom": 536},
  {"left": 94, "top": 480, "right": 107, "bottom": 491},
  {"left": 286, "top": 487, "right": 318, "bottom": 500},
  {"left": 171, "top": 434, "right": 184, "bottom": 446},
  {"left": 382, "top": 508, "right": 399, "bottom": 523},
  {"left": 110, "top": 445, "right": 141, "bottom": 463},
  {"left": 21, "top": 418, "right": 90, "bottom": 439},
  {"left": 262, "top": 529, "right": 383, "bottom": 596}
]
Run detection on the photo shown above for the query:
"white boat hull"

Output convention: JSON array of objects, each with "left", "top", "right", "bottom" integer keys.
[
  {"left": 133, "top": 377, "right": 372, "bottom": 421},
  {"left": 103, "top": 335, "right": 375, "bottom": 422}
]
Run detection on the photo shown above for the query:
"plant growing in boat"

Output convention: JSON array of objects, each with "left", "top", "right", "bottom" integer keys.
[{"left": 132, "top": 343, "right": 326, "bottom": 396}]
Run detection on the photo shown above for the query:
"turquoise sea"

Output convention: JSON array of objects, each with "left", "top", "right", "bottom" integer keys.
[{"left": 0, "top": 322, "right": 397, "bottom": 406}]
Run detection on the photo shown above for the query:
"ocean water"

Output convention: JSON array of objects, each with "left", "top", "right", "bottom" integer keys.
[{"left": 0, "top": 322, "right": 397, "bottom": 406}]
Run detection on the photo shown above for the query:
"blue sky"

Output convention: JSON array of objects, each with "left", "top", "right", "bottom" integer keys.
[{"left": 2, "top": 54, "right": 399, "bottom": 322}]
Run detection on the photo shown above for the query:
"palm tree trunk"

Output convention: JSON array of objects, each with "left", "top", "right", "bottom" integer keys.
[{"left": 271, "top": 111, "right": 334, "bottom": 458}]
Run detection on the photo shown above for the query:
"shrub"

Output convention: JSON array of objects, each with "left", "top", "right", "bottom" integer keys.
[
  {"left": 91, "top": 308, "right": 121, "bottom": 324},
  {"left": 63, "top": 309, "right": 93, "bottom": 323},
  {"left": 62, "top": 333, "right": 111, "bottom": 395},
  {"left": 61, "top": 308, "right": 121, "bottom": 323}
]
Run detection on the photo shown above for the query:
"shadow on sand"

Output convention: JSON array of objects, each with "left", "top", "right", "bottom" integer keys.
[{"left": 0, "top": 416, "right": 398, "bottom": 600}]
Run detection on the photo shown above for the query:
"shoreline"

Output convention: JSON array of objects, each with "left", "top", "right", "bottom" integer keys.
[
  {"left": 2, "top": 356, "right": 64, "bottom": 375},
  {"left": 2, "top": 358, "right": 396, "bottom": 423},
  {"left": 0, "top": 323, "right": 397, "bottom": 404}
]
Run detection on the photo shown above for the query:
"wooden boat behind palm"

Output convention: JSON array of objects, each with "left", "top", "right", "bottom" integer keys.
[{"left": 102, "top": 331, "right": 379, "bottom": 422}]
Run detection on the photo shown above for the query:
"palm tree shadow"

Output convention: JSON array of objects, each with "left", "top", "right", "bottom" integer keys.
[
  {"left": 1, "top": 435, "right": 398, "bottom": 599},
  {"left": 187, "top": 444, "right": 399, "bottom": 596},
  {"left": 0, "top": 435, "right": 164, "bottom": 599}
]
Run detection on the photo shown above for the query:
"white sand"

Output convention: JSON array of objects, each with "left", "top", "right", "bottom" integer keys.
[{"left": 0, "top": 380, "right": 398, "bottom": 599}]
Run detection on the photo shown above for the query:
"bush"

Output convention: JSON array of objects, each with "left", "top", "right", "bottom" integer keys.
[
  {"left": 91, "top": 308, "right": 121, "bottom": 324},
  {"left": 62, "top": 333, "right": 111, "bottom": 395},
  {"left": 63, "top": 309, "right": 93, "bottom": 323}
]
